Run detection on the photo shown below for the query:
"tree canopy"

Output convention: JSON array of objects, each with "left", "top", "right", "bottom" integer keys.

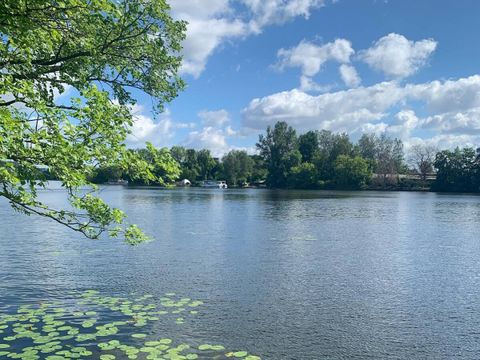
[
  {"left": 0, "top": 0, "right": 186, "bottom": 244},
  {"left": 257, "top": 121, "right": 301, "bottom": 188},
  {"left": 433, "top": 147, "right": 480, "bottom": 192}
]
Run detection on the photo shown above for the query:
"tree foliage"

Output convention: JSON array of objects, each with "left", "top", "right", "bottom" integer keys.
[
  {"left": 357, "top": 133, "right": 404, "bottom": 185},
  {"left": 298, "top": 131, "right": 319, "bottom": 163},
  {"left": 433, "top": 147, "right": 480, "bottom": 192},
  {"left": 127, "top": 144, "right": 181, "bottom": 186},
  {"left": 0, "top": 0, "right": 186, "bottom": 244},
  {"left": 287, "top": 162, "right": 318, "bottom": 189},
  {"left": 334, "top": 155, "right": 371, "bottom": 189},
  {"left": 256, "top": 121, "right": 301, "bottom": 188},
  {"left": 222, "top": 150, "right": 254, "bottom": 187}
]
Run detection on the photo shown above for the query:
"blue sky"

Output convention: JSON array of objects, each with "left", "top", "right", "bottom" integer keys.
[{"left": 126, "top": 0, "right": 480, "bottom": 157}]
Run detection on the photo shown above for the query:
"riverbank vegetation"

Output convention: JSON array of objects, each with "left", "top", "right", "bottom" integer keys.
[{"left": 90, "top": 120, "right": 480, "bottom": 193}]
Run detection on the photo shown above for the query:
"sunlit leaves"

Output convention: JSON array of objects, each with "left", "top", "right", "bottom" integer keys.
[{"left": 0, "top": 0, "right": 187, "bottom": 244}]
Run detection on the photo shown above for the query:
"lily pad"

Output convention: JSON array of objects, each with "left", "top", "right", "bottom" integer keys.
[
  {"left": 233, "top": 351, "right": 248, "bottom": 358},
  {"left": 100, "top": 355, "right": 116, "bottom": 360}
]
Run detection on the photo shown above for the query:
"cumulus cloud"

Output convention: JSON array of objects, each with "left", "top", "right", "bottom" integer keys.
[
  {"left": 126, "top": 107, "right": 193, "bottom": 148},
  {"left": 359, "top": 33, "right": 437, "bottom": 78},
  {"left": 242, "top": 75, "right": 480, "bottom": 146},
  {"left": 170, "top": 0, "right": 329, "bottom": 77},
  {"left": 243, "top": 0, "right": 326, "bottom": 32},
  {"left": 276, "top": 38, "right": 354, "bottom": 92},
  {"left": 299, "top": 75, "right": 333, "bottom": 92},
  {"left": 387, "top": 110, "right": 419, "bottom": 139},
  {"left": 339, "top": 64, "right": 361, "bottom": 87},
  {"left": 179, "top": 19, "right": 248, "bottom": 78},
  {"left": 405, "top": 134, "right": 480, "bottom": 153},
  {"left": 405, "top": 75, "right": 480, "bottom": 114},
  {"left": 421, "top": 108, "right": 480, "bottom": 135},
  {"left": 184, "top": 126, "right": 230, "bottom": 157},
  {"left": 182, "top": 109, "right": 247, "bottom": 157},
  {"left": 198, "top": 109, "right": 231, "bottom": 126},
  {"left": 242, "top": 81, "right": 402, "bottom": 132},
  {"left": 277, "top": 38, "right": 354, "bottom": 76}
]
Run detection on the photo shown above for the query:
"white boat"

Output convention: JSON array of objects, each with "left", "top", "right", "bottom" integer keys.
[
  {"left": 106, "top": 179, "right": 128, "bottom": 185},
  {"left": 201, "top": 180, "right": 228, "bottom": 189}
]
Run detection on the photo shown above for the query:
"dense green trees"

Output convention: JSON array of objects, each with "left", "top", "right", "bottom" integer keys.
[
  {"left": 90, "top": 129, "right": 479, "bottom": 194},
  {"left": 90, "top": 144, "right": 181, "bottom": 186},
  {"left": 334, "top": 155, "right": 371, "bottom": 189},
  {"left": 433, "top": 147, "right": 480, "bottom": 192},
  {"left": 222, "top": 150, "right": 254, "bottom": 187},
  {"left": 128, "top": 144, "right": 181, "bottom": 186},
  {"left": 254, "top": 122, "right": 403, "bottom": 189},
  {"left": 357, "top": 133, "right": 404, "bottom": 185},
  {"left": 298, "top": 131, "right": 319, "bottom": 163},
  {"left": 257, "top": 122, "right": 301, "bottom": 188},
  {"left": 0, "top": 0, "right": 186, "bottom": 243}
]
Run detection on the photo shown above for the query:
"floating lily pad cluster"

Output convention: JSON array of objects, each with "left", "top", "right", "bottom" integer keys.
[{"left": 0, "top": 290, "right": 261, "bottom": 359}]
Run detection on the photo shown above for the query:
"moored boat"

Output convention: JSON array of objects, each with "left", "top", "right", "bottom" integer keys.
[{"left": 201, "top": 180, "right": 228, "bottom": 189}]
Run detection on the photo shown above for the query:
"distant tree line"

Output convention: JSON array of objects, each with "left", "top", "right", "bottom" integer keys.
[
  {"left": 89, "top": 143, "right": 266, "bottom": 187},
  {"left": 89, "top": 121, "right": 480, "bottom": 193},
  {"left": 256, "top": 121, "right": 406, "bottom": 189}
]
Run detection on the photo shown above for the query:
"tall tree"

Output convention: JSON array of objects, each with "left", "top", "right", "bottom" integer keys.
[
  {"left": 315, "top": 130, "right": 354, "bottom": 180},
  {"left": 376, "top": 134, "right": 404, "bottom": 184},
  {"left": 298, "top": 130, "right": 319, "bottom": 163},
  {"left": 409, "top": 144, "right": 437, "bottom": 180},
  {"left": 249, "top": 155, "right": 268, "bottom": 184},
  {"left": 257, "top": 121, "right": 300, "bottom": 188},
  {"left": 0, "top": 0, "right": 186, "bottom": 244},
  {"left": 180, "top": 149, "right": 200, "bottom": 182},
  {"left": 196, "top": 149, "right": 216, "bottom": 180},
  {"left": 170, "top": 146, "right": 187, "bottom": 165},
  {"left": 357, "top": 133, "right": 378, "bottom": 170},
  {"left": 222, "top": 150, "right": 254, "bottom": 186},
  {"left": 434, "top": 147, "right": 480, "bottom": 192}
]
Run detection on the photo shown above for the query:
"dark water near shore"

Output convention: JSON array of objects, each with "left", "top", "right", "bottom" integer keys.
[{"left": 1, "top": 187, "right": 480, "bottom": 359}]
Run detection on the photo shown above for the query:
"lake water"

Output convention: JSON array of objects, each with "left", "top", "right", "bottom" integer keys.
[{"left": 1, "top": 187, "right": 480, "bottom": 359}]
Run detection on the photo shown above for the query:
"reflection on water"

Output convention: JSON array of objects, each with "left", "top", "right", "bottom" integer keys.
[{"left": 1, "top": 188, "right": 480, "bottom": 359}]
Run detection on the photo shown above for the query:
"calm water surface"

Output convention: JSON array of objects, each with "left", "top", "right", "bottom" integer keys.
[{"left": 1, "top": 187, "right": 480, "bottom": 359}]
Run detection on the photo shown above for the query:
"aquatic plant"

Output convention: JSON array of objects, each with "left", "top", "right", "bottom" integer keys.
[{"left": 0, "top": 290, "right": 260, "bottom": 359}]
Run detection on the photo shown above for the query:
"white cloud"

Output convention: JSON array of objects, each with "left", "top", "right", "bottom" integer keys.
[
  {"left": 184, "top": 126, "right": 230, "bottom": 157},
  {"left": 406, "top": 134, "right": 480, "bottom": 152},
  {"left": 386, "top": 110, "right": 419, "bottom": 139},
  {"left": 406, "top": 75, "right": 480, "bottom": 114},
  {"left": 243, "top": 0, "right": 326, "bottom": 31},
  {"left": 182, "top": 109, "right": 254, "bottom": 156},
  {"left": 177, "top": 18, "right": 248, "bottom": 78},
  {"left": 242, "top": 81, "right": 402, "bottom": 132},
  {"left": 170, "top": 0, "right": 330, "bottom": 77},
  {"left": 198, "top": 109, "right": 231, "bottom": 126},
  {"left": 277, "top": 38, "right": 354, "bottom": 76},
  {"left": 126, "top": 107, "right": 192, "bottom": 148},
  {"left": 359, "top": 33, "right": 437, "bottom": 78},
  {"left": 299, "top": 75, "right": 333, "bottom": 92},
  {"left": 339, "top": 64, "right": 361, "bottom": 87},
  {"left": 421, "top": 108, "right": 480, "bottom": 135},
  {"left": 242, "top": 75, "right": 480, "bottom": 146}
]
